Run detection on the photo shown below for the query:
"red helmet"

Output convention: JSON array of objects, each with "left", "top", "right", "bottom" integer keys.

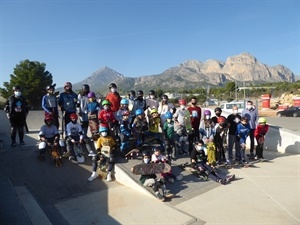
[
  {"left": 44, "top": 114, "right": 53, "bottom": 122},
  {"left": 70, "top": 113, "right": 78, "bottom": 120},
  {"left": 179, "top": 99, "right": 187, "bottom": 105},
  {"left": 217, "top": 116, "right": 226, "bottom": 123}
]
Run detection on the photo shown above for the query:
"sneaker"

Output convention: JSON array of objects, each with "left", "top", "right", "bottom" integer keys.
[
  {"left": 217, "top": 178, "right": 225, "bottom": 185},
  {"left": 155, "top": 192, "right": 165, "bottom": 201},
  {"left": 168, "top": 178, "right": 175, "bottom": 183},
  {"left": 88, "top": 151, "right": 96, "bottom": 157},
  {"left": 68, "top": 155, "right": 74, "bottom": 161},
  {"left": 88, "top": 173, "right": 98, "bottom": 182},
  {"left": 164, "top": 193, "right": 174, "bottom": 198},
  {"left": 247, "top": 153, "right": 254, "bottom": 158},
  {"left": 176, "top": 174, "right": 183, "bottom": 181},
  {"left": 20, "top": 141, "right": 25, "bottom": 145},
  {"left": 62, "top": 151, "right": 70, "bottom": 158},
  {"left": 11, "top": 142, "right": 17, "bottom": 147},
  {"left": 226, "top": 174, "right": 235, "bottom": 182}
]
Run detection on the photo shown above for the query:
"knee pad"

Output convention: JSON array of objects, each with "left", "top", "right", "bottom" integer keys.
[{"left": 39, "top": 141, "right": 46, "bottom": 150}]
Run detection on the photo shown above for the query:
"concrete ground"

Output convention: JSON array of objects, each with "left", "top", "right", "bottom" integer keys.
[{"left": 0, "top": 110, "right": 299, "bottom": 225}]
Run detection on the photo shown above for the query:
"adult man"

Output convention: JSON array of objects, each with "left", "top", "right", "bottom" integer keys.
[
  {"left": 241, "top": 100, "right": 258, "bottom": 158},
  {"left": 226, "top": 105, "right": 242, "bottom": 163},
  {"left": 42, "top": 84, "right": 59, "bottom": 128},
  {"left": 105, "top": 83, "right": 121, "bottom": 113},
  {"left": 4, "top": 86, "right": 28, "bottom": 146}
]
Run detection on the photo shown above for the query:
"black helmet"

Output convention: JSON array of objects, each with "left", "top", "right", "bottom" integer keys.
[
  {"left": 129, "top": 90, "right": 135, "bottom": 96},
  {"left": 82, "top": 84, "right": 90, "bottom": 92},
  {"left": 149, "top": 90, "right": 155, "bottom": 95},
  {"left": 13, "top": 86, "right": 22, "bottom": 91},
  {"left": 46, "top": 84, "right": 55, "bottom": 90},
  {"left": 109, "top": 83, "right": 117, "bottom": 89},
  {"left": 214, "top": 107, "right": 222, "bottom": 113},
  {"left": 162, "top": 94, "right": 168, "bottom": 100},
  {"left": 137, "top": 90, "right": 144, "bottom": 96},
  {"left": 142, "top": 150, "right": 151, "bottom": 157},
  {"left": 64, "top": 82, "right": 72, "bottom": 88}
]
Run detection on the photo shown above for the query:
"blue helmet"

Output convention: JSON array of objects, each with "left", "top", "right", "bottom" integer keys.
[
  {"left": 99, "top": 127, "right": 108, "bottom": 133},
  {"left": 135, "top": 109, "right": 144, "bottom": 116},
  {"left": 165, "top": 111, "right": 173, "bottom": 119},
  {"left": 120, "top": 98, "right": 129, "bottom": 105}
]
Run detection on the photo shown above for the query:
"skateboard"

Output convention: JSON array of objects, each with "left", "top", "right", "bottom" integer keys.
[
  {"left": 101, "top": 146, "right": 111, "bottom": 158},
  {"left": 61, "top": 111, "right": 65, "bottom": 139},
  {"left": 73, "top": 143, "right": 85, "bottom": 163},
  {"left": 132, "top": 163, "right": 171, "bottom": 175},
  {"left": 184, "top": 110, "right": 193, "bottom": 134},
  {"left": 49, "top": 145, "right": 62, "bottom": 167},
  {"left": 125, "top": 148, "right": 140, "bottom": 159},
  {"left": 179, "top": 162, "right": 209, "bottom": 180},
  {"left": 88, "top": 113, "right": 99, "bottom": 135},
  {"left": 97, "top": 154, "right": 116, "bottom": 181}
]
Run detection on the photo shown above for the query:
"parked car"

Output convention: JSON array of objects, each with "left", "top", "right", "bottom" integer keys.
[
  {"left": 276, "top": 106, "right": 300, "bottom": 117},
  {"left": 219, "top": 101, "right": 244, "bottom": 114}
]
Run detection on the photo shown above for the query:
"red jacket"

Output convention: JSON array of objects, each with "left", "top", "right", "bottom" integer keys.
[
  {"left": 254, "top": 124, "right": 269, "bottom": 139},
  {"left": 98, "top": 109, "right": 116, "bottom": 127},
  {"left": 106, "top": 92, "right": 121, "bottom": 112}
]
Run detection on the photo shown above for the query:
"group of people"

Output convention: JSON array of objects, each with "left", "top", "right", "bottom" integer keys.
[{"left": 4, "top": 82, "right": 269, "bottom": 201}]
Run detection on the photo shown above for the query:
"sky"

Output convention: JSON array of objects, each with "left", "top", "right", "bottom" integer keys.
[{"left": 0, "top": 0, "right": 299, "bottom": 89}]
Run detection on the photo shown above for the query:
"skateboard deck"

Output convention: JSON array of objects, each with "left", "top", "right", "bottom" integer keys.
[
  {"left": 132, "top": 163, "right": 171, "bottom": 175},
  {"left": 101, "top": 146, "right": 111, "bottom": 158},
  {"left": 184, "top": 110, "right": 193, "bottom": 134},
  {"left": 88, "top": 114, "right": 99, "bottom": 134},
  {"left": 49, "top": 146, "right": 62, "bottom": 167},
  {"left": 125, "top": 148, "right": 139, "bottom": 159},
  {"left": 73, "top": 144, "right": 85, "bottom": 163}
]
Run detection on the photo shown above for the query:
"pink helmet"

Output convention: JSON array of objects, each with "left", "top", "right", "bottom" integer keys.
[{"left": 179, "top": 99, "right": 187, "bottom": 105}]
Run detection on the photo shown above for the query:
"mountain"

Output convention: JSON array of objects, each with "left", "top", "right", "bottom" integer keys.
[{"left": 60, "top": 53, "right": 295, "bottom": 94}]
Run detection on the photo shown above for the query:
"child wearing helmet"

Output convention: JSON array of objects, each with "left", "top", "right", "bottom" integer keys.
[
  {"left": 41, "top": 84, "right": 59, "bottom": 129},
  {"left": 98, "top": 99, "right": 117, "bottom": 134},
  {"left": 119, "top": 110, "right": 131, "bottom": 157},
  {"left": 63, "top": 113, "right": 86, "bottom": 159},
  {"left": 151, "top": 146, "right": 183, "bottom": 183},
  {"left": 199, "top": 109, "right": 215, "bottom": 144},
  {"left": 87, "top": 92, "right": 100, "bottom": 137},
  {"left": 236, "top": 117, "right": 251, "bottom": 164},
  {"left": 117, "top": 98, "right": 129, "bottom": 123},
  {"left": 138, "top": 150, "right": 174, "bottom": 201},
  {"left": 147, "top": 109, "right": 164, "bottom": 150},
  {"left": 145, "top": 90, "right": 159, "bottom": 120},
  {"left": 214, "top": 116, "right": 228, "bottom": 165},
  {"left": 132, "top": 109, "right": 148, "bottom": 148},
  {"left": 163, "top": 111, "right": 176, "bottom": 160},
  {"left": 88, "top": 125, "right": 116, "bottom": 182},
  {"left": 158, "top": 94, "right": 175, "bottom": 127},
  {"left": 38, "top": 115, "right": 61, "bottom": 161},
  {"left": 254, "top": 118, "right": 269, "bottom": 160}
]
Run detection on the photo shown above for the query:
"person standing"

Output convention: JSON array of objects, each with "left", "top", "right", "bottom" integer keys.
[
  {"left": 187, "top": 97, "right": 202, "bottom": 153},
  {"left": 58, "top": 82, "right": 78, "bottom": 136},
  {"left": 241, "top": 100, "right": 258, "bottom": 158},
  {"left": 42, "top": 84, "right": 59, "bottom": 129},
  {"left": 4, "top": 86, "right": 28, "bottom": 147},
  {"left": 77, "top": 84, "right": 90, "bottom": 137},
  {"left": 226, "top": 105, "right": 242, "bottom": 163},
  {"left": 105, "top": 83, "right": 121, "bottom": 114}
]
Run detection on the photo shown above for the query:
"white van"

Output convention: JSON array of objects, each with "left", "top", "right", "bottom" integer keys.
[{"left": 219, "top": 101, "right": 245, "bottom": 114}]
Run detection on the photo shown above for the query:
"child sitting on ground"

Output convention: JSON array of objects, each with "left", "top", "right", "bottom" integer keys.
[
  {"left": 139, "top": 150, "right": 174, "bottom": 201},
  {"left": 151, "top": 146, "right": 183, "bottom": 183}
]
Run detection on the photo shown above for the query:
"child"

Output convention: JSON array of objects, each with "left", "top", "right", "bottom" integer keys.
[
  {"left": 254, "top": 117, "right": 269, "bottom": 160},
  {"left": 116, "top": 98, "right": 130, "bottom": 123},
  {"left": 190, "top": 140, "right": 235, "bottom": 184},
  {"left": 148, "top": 108, "right": 164, "bottom": 150},
  {"left": 38, "top": 115, "right": 62, "bottom": 160},
  {"left": 86, "top": 91, "right": 100, "bottom": 138},
  {"left": 214, "top": 117, "right": 228, "bottom": 165},
  {"left": 236, "top": 117, "right": 251, "bottom": 164},
  {"left": 98, "top": 99, "right": 117, "bottom": 138},
  {"left": 88, "top": 126, "right": 116, "bottom": 182},
  {"left": 132, "top": 109, "right": 148, "bottom": 148},
  {"left": 199, "top": 109, "right": 215, "bottom": 145},
  {"left": 151, "top": 146, "right": 183, "bottom": 183},
  {"left": 163, "top": 111, "right": 176, "bottom": 160},
  {"left": 139, "top": 150, "right": 174, "bottom": 201},
  {"left": 41, "top": 84, "right": 59, "bottom": 129},
  {"left": 119, "top": 110, "right": 131, "bottom": 157}
]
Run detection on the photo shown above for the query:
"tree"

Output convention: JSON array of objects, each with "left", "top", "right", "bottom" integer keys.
[{"left": 0, "top": 60, "right": 53, "bottom": 108}]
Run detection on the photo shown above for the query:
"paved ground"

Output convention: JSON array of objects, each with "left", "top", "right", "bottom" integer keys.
[{"left": 0, "top": 110, "right": 299, "bottom": 225}]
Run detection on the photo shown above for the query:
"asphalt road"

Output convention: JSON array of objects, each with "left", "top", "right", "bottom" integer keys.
[{"left": 265, "top": 116, "right": 300, "bottom": 133}]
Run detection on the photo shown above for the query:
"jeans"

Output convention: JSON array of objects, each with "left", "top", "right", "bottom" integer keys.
[{"left": 228, "top": 134, "right": 241, "bottom": 160}]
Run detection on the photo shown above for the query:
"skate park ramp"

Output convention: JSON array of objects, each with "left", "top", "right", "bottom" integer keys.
[{"left": 0, "top": 109, "right": 299, "bottom": 225}]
